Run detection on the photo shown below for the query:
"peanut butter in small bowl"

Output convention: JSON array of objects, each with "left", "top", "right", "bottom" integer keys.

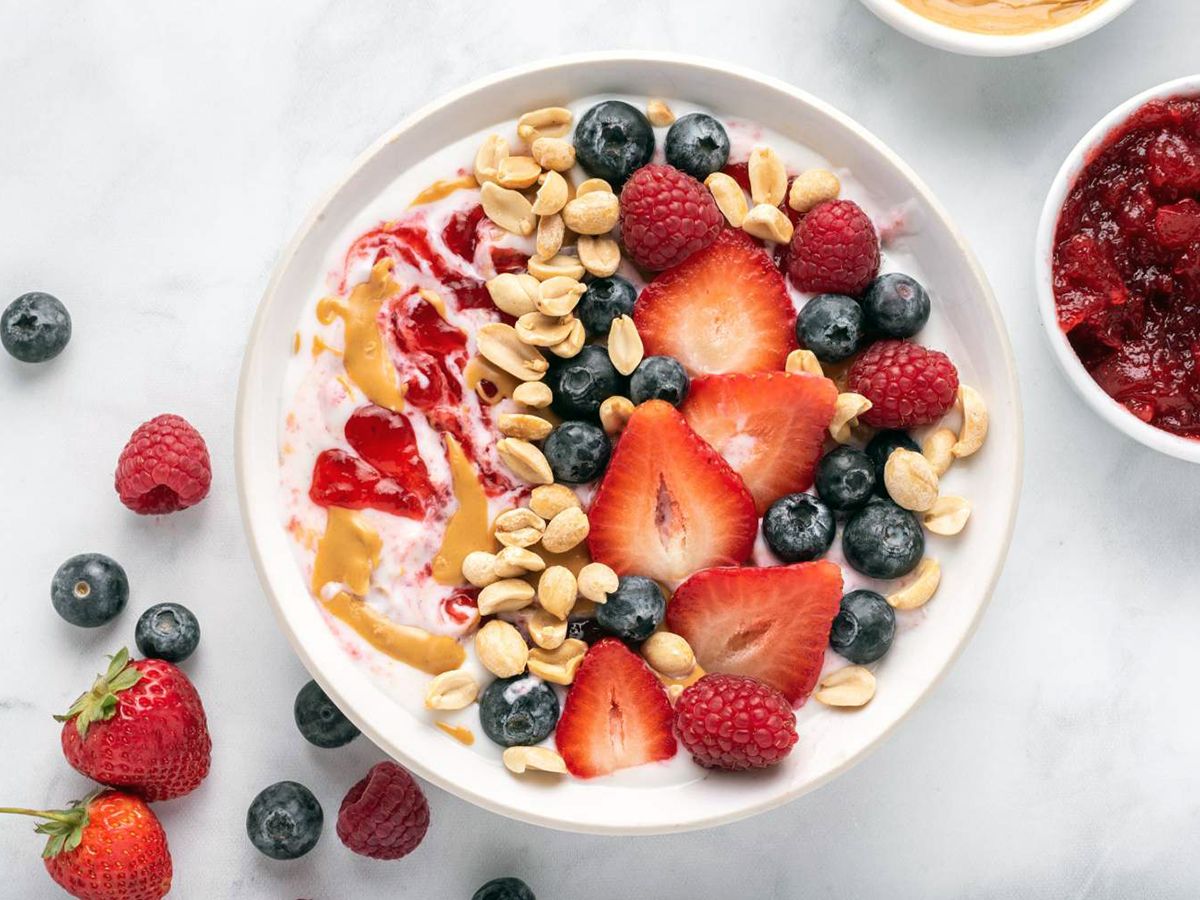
[{"left": 897, "top": 0, "right": 1107, "bottom": 35}]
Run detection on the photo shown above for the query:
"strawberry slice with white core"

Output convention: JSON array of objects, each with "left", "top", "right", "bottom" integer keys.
[
  {"left": 633, "top": 229, "right": 796, "bottom": 376},
  {"left": 586, "top": 400, "right": 758, "bottom": 585},
  {"left": 682, "top": 372, "right": 838, "bottom": 514},
  {"left": 667, "top": 562, "right": 843, "bottom": 705},
  {"left": 555, "top": 638, "right": 677, "bottom": 778}
]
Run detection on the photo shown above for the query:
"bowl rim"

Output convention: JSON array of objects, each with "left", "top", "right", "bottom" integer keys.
[
  {"left": 236, "top": 50, "right": 1024, "bottom": 834},
  {"left": 1034, "top": 73, "right": 1200, "bottom": 465},
  {"left": 857, "top": 0, "right": 1138, "bottom": 56}
]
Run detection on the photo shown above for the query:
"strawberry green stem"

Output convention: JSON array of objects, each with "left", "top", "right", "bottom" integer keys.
[{"left": 0, "top": 808, "right": 78, "bottom": 824}]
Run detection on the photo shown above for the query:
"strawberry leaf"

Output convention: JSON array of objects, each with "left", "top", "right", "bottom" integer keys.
[{"left": 53, "top": 649, "right": 142, "bottom": 738}]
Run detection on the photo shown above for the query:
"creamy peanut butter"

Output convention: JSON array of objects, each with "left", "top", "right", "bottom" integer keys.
[
  {"left": 317, "top": 259, "right": 407, "bottom": 412},
  {"left": 410, "top": 175, "right": 477, "bottom": 208},
  {"left": 657, "top": 664, "right": 706, "bottom": 691},
  {"left": 898, "top": 0, "right": 1105, "bottom": 34},
  {"left": 313, "top": 507, "right": 466, "bottom": 674},
  {"left": 431, "top": 435, "right": 493, "bottom": 586},
  {"left": 435, "top": 721, "right": 476, "bottom": 745}
]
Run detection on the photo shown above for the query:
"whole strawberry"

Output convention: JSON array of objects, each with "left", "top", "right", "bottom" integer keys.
[
  {"left": 115, "top": 413, "right": 212, "bottom": 514},
  {"left": 0, "top": 789, "right": 172, "bottom": 899},
  {"left": 58, "top": 649, "right": 212, "bottom": 802}
]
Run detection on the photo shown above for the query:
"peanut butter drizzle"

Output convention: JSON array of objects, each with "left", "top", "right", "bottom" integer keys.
[
  {"left": 658, "top": 664, "right": 706, "bottom": 691},
  {"left": 898, "top": 0, "right": 1105, "bottom": 34},
  {"left": 431, "top": 435, "right": 493, "bottom": 586},
  {"left": 311, "top": 334, "right": 341, "bottom": 359},
  {"left": 292, "top": 332, "right": 301, "bottom": 354},
  {"left": 317, "top": 259, "right": 407, "bottom": 412},
  {"left": 435, "top": 721, "right": 476, "bottom": 745},
  {"left": 409, "top": 175, "right": 478, "bottom": 207},
  {"left": 313, "top": 507, "right": 465, "bottom": 674}
]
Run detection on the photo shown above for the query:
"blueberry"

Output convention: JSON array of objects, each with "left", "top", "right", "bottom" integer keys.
[
  {"left": 293, "top": 679, "right": 360, "bottom": 748},
  {"left": 566, "top": 617, "right": 606, "bottom": 645},
  {"left": 664, "top": 113, "right": 730, "bottom": 181},
  {"left": 478, "top": 675, "right": 559, "bottom": 747},
  {"left": 134, "top": 602, "right": 200, "bottom": 663},
  {"left": 830, "top": 590, "right": 895, "bottom": 664},
  {"left": 543, "top": 421, "right": 611, "bottom": 484},
  {"left": 864, "top": 430, "right": 920, "bottom": 498},
  {"left": 1, "top": 292, "right": 71, "bottom": 363},
  {"left": 795, "top": 294, "right": 865, "bottom": 363},
  {"left": 629, "top": 356, "right": 689, "bottom": 406},
  {"left": 815, "top": 446, "right": 876, "bottom": 512},
  {"left": 246, "top": 781, "right": 323, "bottom": 860},
  {"left": 50, "top": 553, "right": 128, "bottom": 627},
  {"left": 573, "top": 100, "right": 655, "bottom": 187},
  {"left": 763, "top": 493, "right": 836, "bottom": 562},
  {"left": 578, "top": 276, "right": 636, "bottom": 337},
  {"left": 862, "top": 273, "right": 930, "bottom": 339},
  {"left": 596, "top": 575, "right": 665, "bottom": 643},
  {"left": 842, "top": 498, "right": 924, "bottom": 580},
  {"left": 545, "top": 344, "right": 627, "bottom": 421},
  {"left": 473, "top": 877, "right": 536, "bottom": 900}
]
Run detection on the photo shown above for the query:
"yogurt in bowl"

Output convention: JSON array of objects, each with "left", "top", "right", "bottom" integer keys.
[{"left": 239, "top": 54, "right": 1022, "bottom": 833}]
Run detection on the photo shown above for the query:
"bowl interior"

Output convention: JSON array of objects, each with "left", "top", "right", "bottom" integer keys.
[
  {"left": 237, "top": 54, "right": 1023, "bottom": 834},
  {"left": 1035, "top": 74, "right": 1200, "bottom": 465},
  {"left": 857, "top": 0, "right": 1138, "bottom": 56}
]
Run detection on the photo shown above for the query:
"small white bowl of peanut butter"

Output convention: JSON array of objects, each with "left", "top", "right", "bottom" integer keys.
[{"left": 859, "top": 0, "right": 1138, "bottom": 56}]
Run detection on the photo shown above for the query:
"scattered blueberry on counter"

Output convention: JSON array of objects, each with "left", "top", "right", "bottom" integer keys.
[
  {"left": 864, "top": 429, "right": 920, "bottom": 498},
  {"left": 50, "top": 553, "right": 129, "bottom": 627},
  {"left": 763, "top": 493, "right": 836, "bottom": 563},
  {"left": 573, "top": 100, "right": 655, "bottom": 187},
  {"left": 596, "top": 575, "right": 665, "bottom": 643},
  {"left": 862, "top": 273, "right": 930, "bottom": 339},
  {"left": 134, "top": 602, "right": 201, "bottom": 663},
  {"left": 473, "top": 877, "right": 536, "bottom": 900},
  {"left": 815, "top": 446, "right": 876, "bottom": 512},
  {"left": 545, "top": 344, "right": 627, "bottom": 421},
  {"left": 629, "top": 355, "right": 689, "bottom": 406},
  {"left": 795, "top": 293, "right": 865, "bottom": 363},
  {"left": 577, "top": 275, "right": 637, "bottom": 337},
  {"left": 664, "top": 112, "right": 730, "bottom": 180},
  {"left": 246, "top": 781, "right": 323, "bottom": 860},
  {"left": 842, "top": 498, "right": 924, "bottom": 580},
  {"left": 1, "top": 292, "right": 71, "bottom": 363},
  {"left": 542, "top": 421, "right": 611, "bottom": 484},
  {"left": 478, "top": 675, "right": 559, "bottom": 747},
  {"left": 830, "top": 590, "right": 896, "bottom": 664},
  {"left": 294, "top": 679, "right": 361, "bottom": 749}
]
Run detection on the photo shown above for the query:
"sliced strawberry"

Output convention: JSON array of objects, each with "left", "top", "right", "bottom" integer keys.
[
  {"left": 587, "top": 400, "right": 757, "bottom": 584},
  {"left": 681, "top": 372, "right": 838, "bottom": 514},
  {"left": 633, "top": 229, "right": 796, "bottom": 376},
  {"left": 555, "top": 639, "right": 676, "bottom": 778},
  {"left": 667, "top": 562, "right": 843, "bottom": 705}
]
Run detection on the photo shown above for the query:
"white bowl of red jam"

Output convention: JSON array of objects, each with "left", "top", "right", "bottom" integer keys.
[
  {"left": 1037, "top": 75, "right": 1200, "bottom": 464},
  {"left": 859, "top": 0, "right": 1138, "bottom": 56}
]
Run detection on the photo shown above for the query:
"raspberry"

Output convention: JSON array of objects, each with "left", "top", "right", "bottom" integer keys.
[
  {"left": 847, "top": 339, "right": 959, "bottom": 429},
  {"left": 115, "top": 414, "right": 212, "bottom": 515},
  {"left": 618, "top": 164, "right": 724, "bottom": 271},
  {"left": 336, "top": 761, "right": 429, "bottom": 860},
  {"left": 787, "top": 199, "right": 880, "bottom": 296},
  {"left": 674, "top": 673, "right": 798, "bottom": 770}
]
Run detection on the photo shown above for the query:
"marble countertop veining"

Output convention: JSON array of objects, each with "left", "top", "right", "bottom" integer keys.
[{"left": 2, "top": 1, "right": 1199, "bottom": 897}]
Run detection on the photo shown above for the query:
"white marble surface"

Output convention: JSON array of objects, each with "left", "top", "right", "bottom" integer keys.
[{"left": 2, "top": 1, "right": 1198, "bottom": 897}]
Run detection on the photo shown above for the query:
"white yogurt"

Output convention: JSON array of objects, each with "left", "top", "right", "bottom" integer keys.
[{"left": 278, "top": 94, "right": 953, "bottom": 787}]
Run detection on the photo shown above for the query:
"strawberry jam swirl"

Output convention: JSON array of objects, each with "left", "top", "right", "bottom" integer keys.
[
  {"left": 283, "top": 189, "right": 531, "bottom": 640},
  {"left": 1053, "top": 96, "right": 1200, "bottom": 438}
]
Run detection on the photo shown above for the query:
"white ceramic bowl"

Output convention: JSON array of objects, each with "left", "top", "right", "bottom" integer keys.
[
  {"left": 236, "top": 53, "right": 1023, "bottom": 834},
  {"left": 858, "top": 0, "right": 1137, "bottom": 56},
  {"left": 1035, "top": 74, "right": 1200, "bottom": 465}
]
